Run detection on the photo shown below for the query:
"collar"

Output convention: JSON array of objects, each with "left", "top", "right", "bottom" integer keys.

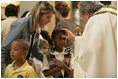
[
  {"left": 94, "top": 5, "right": 117, "bottom": 15},
  {"left": 10, "top": 60, "right": 29, "bottom": 72},
  {"left": 50, "top": 48, "right": 69, "bottom": 56}
]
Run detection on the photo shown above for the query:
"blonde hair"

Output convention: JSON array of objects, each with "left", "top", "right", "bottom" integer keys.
[
  {"left": 39, "top": 39, "right": 49, "bottom": 48},
  {"left": 30, "top": 1, "right": 55, "bottom": 30}
]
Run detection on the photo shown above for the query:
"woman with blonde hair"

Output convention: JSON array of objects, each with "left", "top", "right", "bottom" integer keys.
[{"left": 1, "top": 1, "right": 55, "bottom": 77}]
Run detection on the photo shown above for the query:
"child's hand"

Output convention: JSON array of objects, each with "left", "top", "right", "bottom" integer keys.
[
  {"left": 28, "top": 57, "right": 33, "bottom": 65},
  {"left": 53, "top": 59, "right": 65, "bottom": 68},
  {"left": 63, "top": 58, "right": 69, "bottom": 66}
]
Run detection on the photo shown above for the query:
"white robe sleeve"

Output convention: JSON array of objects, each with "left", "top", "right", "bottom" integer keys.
[{"left": 74, "top": 12, "right": 117, "bottom": 78}]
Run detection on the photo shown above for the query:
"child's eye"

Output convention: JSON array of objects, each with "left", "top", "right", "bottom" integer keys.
[
  {"left": 12, "top": 48, "right": 18, "bottom": 51},
  {"left": 14, "top": 48, "right": 18, "bottom": 50}
]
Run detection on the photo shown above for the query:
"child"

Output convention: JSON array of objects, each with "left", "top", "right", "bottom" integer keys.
[
  {"left": 42, "top": 29, "right": 74, "bottom": 78},
  {"left": 4, "top": 39, "right": 38, "bottom": 78},
  {"left": 30, "top": 39, "right": 49, "bottom": 78}
]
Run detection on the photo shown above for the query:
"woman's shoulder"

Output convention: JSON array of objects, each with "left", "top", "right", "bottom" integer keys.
[
  {"left": 10, "top": 16, "right": 32, "bottom": 30},
  {"left": 13, "top": 16, "right": 31, "bottom": 24}
]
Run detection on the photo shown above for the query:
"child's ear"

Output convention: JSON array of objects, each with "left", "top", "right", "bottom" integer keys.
[{"left": 24, "top": 50, "right": 28, "bottom": 56}]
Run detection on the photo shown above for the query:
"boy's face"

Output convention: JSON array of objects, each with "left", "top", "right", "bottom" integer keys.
[
  {"left": 40, "top": 44, "right": 49, "bottom": 53},
  {"left": 53, "top": 32, "right": 67, "bottom": 49},
  {"left": 10, "top": 41, "right": 27, "bottom": 61}
]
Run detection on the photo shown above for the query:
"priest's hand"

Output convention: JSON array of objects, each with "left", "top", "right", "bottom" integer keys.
[{"left": 60, "top": 28, "right": 75, "bottom": 42}]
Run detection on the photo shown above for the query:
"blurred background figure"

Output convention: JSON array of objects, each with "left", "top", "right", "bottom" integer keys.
[
  {"left": 54, "top": 1, "right": 75, "bottom": 34},
  {"left": 1, "top": 4, "right": 19, "bottom": 43},
  {"left": 74, "top": 8, "right": 80, "bottom": 27}
]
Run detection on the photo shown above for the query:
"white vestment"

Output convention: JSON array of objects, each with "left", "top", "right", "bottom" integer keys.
[{"left": 74, "top": 9, "right": 117, "bottom": 78}]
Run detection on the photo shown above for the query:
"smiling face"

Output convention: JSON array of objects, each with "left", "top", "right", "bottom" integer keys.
[
  {"left": 53, "top": 32, "right": 67, "bottom": 49},
  {"left": 39, "top": 12, "right": 54, "bottom": 27},
  {"left": 10, "top": 41, "right": 28, "bottom": 61}
]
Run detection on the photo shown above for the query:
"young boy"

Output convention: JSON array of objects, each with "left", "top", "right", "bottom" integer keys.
[
  {"left": 4, "top": 39, "right": 38, "bottom": 78},
  {"left": 42, "top": 29, "right": 74, "bottom": 78},
  {"left": 29, "top": 39, "right": 49, "bottom": 78}
]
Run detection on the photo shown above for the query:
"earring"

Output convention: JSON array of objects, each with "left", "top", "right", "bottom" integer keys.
[{"left": 52, "top": 42, "right": 55, "bottom": 48}]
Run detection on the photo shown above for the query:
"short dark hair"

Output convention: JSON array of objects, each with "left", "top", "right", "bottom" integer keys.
[
  {"left": 55, "top": 1, "right": 70, "bottom": 18},
  {"left": 5, "top": 4, "right": 18, "bottom": 17},
  {"left": 51, "top": 29, "right": 66, "bottom": 39},
  {"left": 12, "top": 39, "right": 30, "bottom": 51}
]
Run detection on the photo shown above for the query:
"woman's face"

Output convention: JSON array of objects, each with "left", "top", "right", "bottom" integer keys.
[{"left": 39, "top": 12, "right": 54, "bottom": 27}]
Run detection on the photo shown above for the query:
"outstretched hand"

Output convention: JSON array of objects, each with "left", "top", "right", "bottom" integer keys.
[{"left": 60, "top": 28, "right": 75, "bottom": 42}]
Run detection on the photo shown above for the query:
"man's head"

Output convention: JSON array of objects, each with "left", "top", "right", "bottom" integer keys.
[
  {"left": 5, "top": 4, "right": 18, "bottom": 17},
  {"left": 78, "top": 1, "right": 104, "bottom": 24},
  {"left": 10, "top": 39, "right": 29, "bottom": 61}
]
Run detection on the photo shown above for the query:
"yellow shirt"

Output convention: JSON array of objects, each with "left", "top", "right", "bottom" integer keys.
[{"left": 4, "top": 60, "right": 39, "bottom": 78}]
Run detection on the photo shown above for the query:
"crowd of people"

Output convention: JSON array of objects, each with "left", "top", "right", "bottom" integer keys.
[{"left": 1, "top": 1, "right": 117, "bottom": 78}]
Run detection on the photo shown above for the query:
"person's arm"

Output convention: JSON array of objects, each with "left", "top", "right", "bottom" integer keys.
[
  {"left": 62, "top": 63, "right": 73, "bottom": 77},
  {"left": 43, "top": 67, "right": 61, "bottom": 77},
  {"left": 1, "top": 20, "right": 23, "bottom": 77}
]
